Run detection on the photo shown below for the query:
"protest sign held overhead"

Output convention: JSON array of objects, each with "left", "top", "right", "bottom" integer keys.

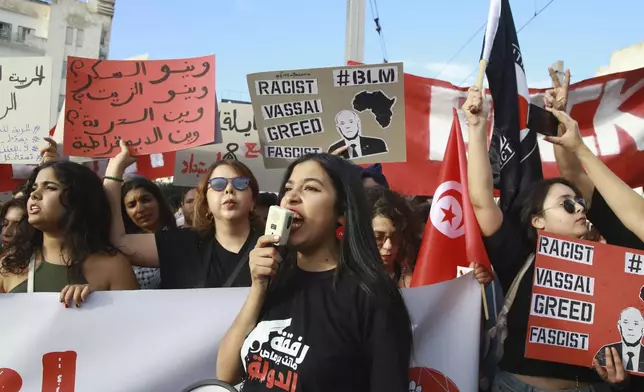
[
  {"left": 247, "top": 63, "right": 406, "bottom": 168},
  {"left": 525, "top": 232, "right": 644, "bottom": 375},
  {"left": 63, "top": 55, "right": 217, "bottom": 158},
  {"left": 173, "top": 102, "right": 285, "bottom": 192},
  {"left": 0, "top": 57, "right": 52, "bottom": 164}
]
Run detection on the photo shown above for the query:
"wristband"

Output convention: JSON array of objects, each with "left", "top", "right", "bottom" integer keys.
[{"left": 103, "top": 176, "right": 124, "bottom": 183}]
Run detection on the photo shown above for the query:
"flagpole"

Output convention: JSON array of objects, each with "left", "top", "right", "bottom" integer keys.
[
  {"left": 481, "top": 283, "right": 489, "bottom": 320},
  {"left": 474, "top": 59, "right": 488, "bottom": 89}
]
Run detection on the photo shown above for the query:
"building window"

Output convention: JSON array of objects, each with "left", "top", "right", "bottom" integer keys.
[
  {"left": 16, "top": 26, "right": 34, "bottom": 43},
  {"left": 62, "top": 60, "right": 67, "bottom": 78},
  {"left": 65, "top": 26, "right": 73, "bottom": 45},
  {"left": 100, "top": 29, "right": 106, "bottom": 45},
  {"left": 76, "top": 29, "right": 84, "bottom": 47},
  {"left": 58, "top": 94, "right": 65, "bottom": 112},
  {"left": 0, "top": 22, "right": 12, "bottom": 40}
]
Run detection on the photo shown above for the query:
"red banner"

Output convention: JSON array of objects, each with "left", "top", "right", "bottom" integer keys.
[
  {"left": 369, "top": 65, "right": 644, "bottom": 196},
  {"left": 525, "top": 232, "right": 644, "bottom": 374}
]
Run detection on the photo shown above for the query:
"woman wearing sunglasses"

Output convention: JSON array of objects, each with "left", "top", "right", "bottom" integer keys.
[
  {"left": 102, "top": 141, "right": 261, "bottom": 289},
  {"left": 463, "top": 86, "right": 629, "bottom": 391}
]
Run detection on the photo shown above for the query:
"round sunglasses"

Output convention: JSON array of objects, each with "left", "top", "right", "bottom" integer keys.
[
  {"left": 208, "top": 177, "right": 250, "bottom": 192},
  {"left": 541, "top": 196, "right": 587, "bottom": 215}
]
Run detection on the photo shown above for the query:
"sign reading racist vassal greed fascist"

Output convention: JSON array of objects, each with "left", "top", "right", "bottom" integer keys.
[
  {"left": 246, "top": 63, "right": 406, "bottom": 168},
  {"left": 525, "top": 232, "right": 644, "bottom": 375}
]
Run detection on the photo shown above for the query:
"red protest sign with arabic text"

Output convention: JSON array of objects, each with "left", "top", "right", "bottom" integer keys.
[
  {"left": 63, "top": 55, "right": 216, "bottom": 157},
  {"left": 525, "top": 232, "right": 644, "bottom": 375}
]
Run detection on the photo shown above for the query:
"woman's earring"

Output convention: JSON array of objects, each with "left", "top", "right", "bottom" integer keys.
[{"left": 336, "top": 226, "right": 344, "bottom": 240}]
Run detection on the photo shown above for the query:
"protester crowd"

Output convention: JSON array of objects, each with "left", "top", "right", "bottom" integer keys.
[{"left": 1, "top": 68, "right": 643, "bottom": 392}]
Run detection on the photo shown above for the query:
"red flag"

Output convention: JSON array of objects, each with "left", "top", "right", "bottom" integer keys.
[{"left": 411, "top": 109, "right": 492, "bottom": 286}]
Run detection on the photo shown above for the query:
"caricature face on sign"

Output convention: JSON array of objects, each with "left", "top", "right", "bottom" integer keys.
[
  {"left": 430, "top": 181, "right": 465, "bottom": 239},
  {"left": 335, "top": 110, "right": 361, "bottom": 139}
]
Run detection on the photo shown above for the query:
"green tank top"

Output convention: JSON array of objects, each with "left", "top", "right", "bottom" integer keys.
[{"left": 9, "top": 260, "right": 86, "bottom": 293}]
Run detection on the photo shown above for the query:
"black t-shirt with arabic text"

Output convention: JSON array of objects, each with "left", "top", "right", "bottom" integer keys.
[{"left": 240, "top": 266, "right": 409, "bottom": 392}]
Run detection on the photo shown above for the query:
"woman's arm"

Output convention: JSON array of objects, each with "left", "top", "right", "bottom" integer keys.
[
  {"left": 216, "top": 235, "right": 281, "bottom": 383},
  {"left": 463, "top": 87, "right": 503, "bottom": 236},
  {"left": 105, "top": 253, "right": 140, "bottom": 290},
  {"left": 103, "top": 141, "right": 160, "bottom": 268},
  {"left": 545, "top": 68, "right": 595, "bottom": 205},
  {"left": 545, "top": 108, "right": 644, "bottom": 242}
]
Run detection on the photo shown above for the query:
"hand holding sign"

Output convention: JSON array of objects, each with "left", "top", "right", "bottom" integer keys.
[{"left": 593, "top": 347, "right": 629, "bottom": 387}]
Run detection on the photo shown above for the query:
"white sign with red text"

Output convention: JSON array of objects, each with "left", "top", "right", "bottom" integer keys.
[
  {"left": 173, "top": 102, "right": 285, "bottom": 192},
  {"left": 0, "top": 275, "right": 480, "bottom": 392}
]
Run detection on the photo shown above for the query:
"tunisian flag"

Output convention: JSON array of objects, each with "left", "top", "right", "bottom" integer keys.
[{"left": 411, "top": 109, "right": 491, "bottom": 286}]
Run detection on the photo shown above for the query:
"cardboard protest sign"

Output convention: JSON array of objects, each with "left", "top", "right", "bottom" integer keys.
[
  {"left": 526, "top": 232, "right": 644, "bottom": 375},
  {"left": 247, "top": 63, "right": 406, "bottom": 168},
  {"left": 173, "top": 103, "right": 285, "bottom": 192},
  {"left": 63, "top": 55, "right": 216, "bottom": 157},
  {"left": 0, "top": 57, "right": 52, "bottom": 164}
]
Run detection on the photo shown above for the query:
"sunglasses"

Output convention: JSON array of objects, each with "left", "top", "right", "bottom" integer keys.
[
  {"left": 208, "top": 177, "right": 250, "bottom": 192},
  {"left": 542, "top": 196, "right": 587, "bottom": 215}
]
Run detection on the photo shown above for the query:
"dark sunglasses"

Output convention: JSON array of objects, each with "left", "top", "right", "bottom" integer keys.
[
  {"left": 208, "top": 177, "right": 250, "bottom": 192},
  {"left": 542, "top": 196, "right": 587, "bottom": 215}
]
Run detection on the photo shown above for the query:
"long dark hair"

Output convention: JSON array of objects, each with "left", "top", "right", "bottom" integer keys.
[
  {"left": 365, "top": 187, "right": 421, "bottom": 279},
  {"left": 515, "top": 177, "right": 583, "bottom": 250},
  {"left": 1, "top": 161, "right": 118, "bottom": 279},
  {"left": 1, "top": 198, "right": 27, "bottom": 223},
  {"left": 280, "top": 154, "right": 410, "bottom": 294},
  {"left": 121, "top": 178, "right": 177, "bottom": 234}
]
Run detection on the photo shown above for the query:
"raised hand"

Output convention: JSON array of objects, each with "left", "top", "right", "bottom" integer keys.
[
  {"left": 544, "top": 68, "right": 571, "bottom": 111},
  {"left": 543, "top": 107, "right": 585, "bottom": 153},
  {"left": 107, "top": 139, "right": 137, "bottom": 174},
  {"left": 40, "top": 137, "right": 60, "bottom": 164},
  {"left": 461, "top": 86, "right": 487, "bottom": 128}
]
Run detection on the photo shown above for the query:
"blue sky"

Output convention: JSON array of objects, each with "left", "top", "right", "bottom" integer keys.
[{"left": 109, "top": 0, "right": 640, "bottom": 102}]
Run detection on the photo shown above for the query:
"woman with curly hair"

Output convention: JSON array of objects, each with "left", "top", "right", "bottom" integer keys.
[
  {"left": 1, "top": 198, "right": 27, "bottom": 251},
  {"left": 364, "top": 187, "right": 421, "bottom": 288},
  {"left": 0, "top": 161, "right": 139, "bottom": 305}
]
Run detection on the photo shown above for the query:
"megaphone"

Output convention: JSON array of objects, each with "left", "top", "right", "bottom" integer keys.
[{"left": 181, "top": 379, "right": 239, "bottom": 392}]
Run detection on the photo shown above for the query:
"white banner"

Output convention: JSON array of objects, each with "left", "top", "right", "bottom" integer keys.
[
  {"left": 173, "top": 103, "right": 285, "bottom": 192},
  {"left": 0, "top": 275, "right": 480, "bottom": 392},
  {"left": 0, "top": 57, "right": 52, "bottom": 164}
]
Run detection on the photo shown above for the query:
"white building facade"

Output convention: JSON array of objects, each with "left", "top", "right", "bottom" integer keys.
[{"left": 0, "top": 0, "right": 115, "bottom": 127}]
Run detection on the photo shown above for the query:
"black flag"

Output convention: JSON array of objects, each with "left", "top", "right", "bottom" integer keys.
[{"left": 481, "top": 0, "right": 543, "bottom": 214}]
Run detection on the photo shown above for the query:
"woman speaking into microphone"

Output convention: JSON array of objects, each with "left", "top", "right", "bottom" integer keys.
[{"left": 216, "top": 153, "right": 412, "bottom": 391}]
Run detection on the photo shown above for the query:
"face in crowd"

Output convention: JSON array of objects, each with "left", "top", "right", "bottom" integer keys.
[
  {"left": 123, "top": 185, "right": 161, "bottom": 233},
  {"left": 372, "top": 214, "right": 400, "bottom": 268},
  {"left": 1, "top": 201, "right": 26, "bottom": 248},
  {"left": 181, "top": 188, "right": 197, "bottom": 226},
  {"left": 280, "top": 159, "right": 342, "bottom": 251},
  {"left": 526, "top": 180, "right": 588, "bottom": 240},
  {"left": 193, "top": 160, "right": 259, "bottom": 230},
  {"left": 27, "top": 167, "right": 66, "bottom": 233}
]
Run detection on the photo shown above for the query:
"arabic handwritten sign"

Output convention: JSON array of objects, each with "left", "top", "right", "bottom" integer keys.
[
  {"left": 0, "top": 57, "right": 52, "bottom": 164},
  {"left": 173, "top": 103, "right": 286, "bottom": 192},
  {"left": 63, "top": 55, "right": 216, "bottom": 157},
  {"left": 246, "top": 63, "right": 406, "bottom": 168}
]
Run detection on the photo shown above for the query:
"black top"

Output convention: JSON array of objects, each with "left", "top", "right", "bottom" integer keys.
[
  {"left": 155, "top": 228, "right": 259, "bottom": 289},
  {"left": 240, "top": 267, "right": 409, "bottom": 392},
  {"left": 484, "top": 189, "right": 644, "bottom": 383}
]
